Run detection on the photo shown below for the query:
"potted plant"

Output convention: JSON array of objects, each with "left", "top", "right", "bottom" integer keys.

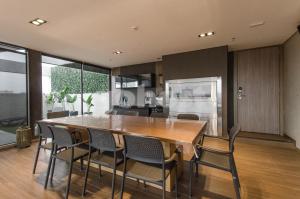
[
  {"left": 45, "top": 92, "right": 55, "bottom": 112},
  {"left": 66, "top": 94, "right": 78, "bottom": 116},
  {"left": 55, "top": 86, "right": 69, "bottom": 111},
  {"left": 83, "top": 94, "right": 94, "bottom": 114}
]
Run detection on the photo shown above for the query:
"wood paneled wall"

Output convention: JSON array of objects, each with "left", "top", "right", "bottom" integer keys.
[{"left": 234, "top": 46, "right": 280, "bottom": 134}]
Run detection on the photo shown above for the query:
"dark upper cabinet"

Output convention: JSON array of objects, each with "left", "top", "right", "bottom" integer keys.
[{"left": 115, "top": 73, "right": 155, "bottom": 89}]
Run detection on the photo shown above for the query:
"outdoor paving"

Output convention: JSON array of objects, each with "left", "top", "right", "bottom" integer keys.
[{"left": 0, "top": 130, "right": 15, "bottom": 146}]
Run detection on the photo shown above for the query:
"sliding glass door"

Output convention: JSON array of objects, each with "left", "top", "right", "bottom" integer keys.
[
  {"left": 42, "top": 56, "right": 82, "bottom": 118},
  {"left": 83, "top": 64, "right": 110, "bottom": 116},
  {"left": 42, "top": 55, "right": 110, "bottom": 118},
  {"left": 0, "top": 46, "right": 27, "bottom": 146}
]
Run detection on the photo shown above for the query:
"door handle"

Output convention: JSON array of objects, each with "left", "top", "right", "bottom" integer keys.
[{"left": 237, "top": 86, "right": 246, "bottom": 100}]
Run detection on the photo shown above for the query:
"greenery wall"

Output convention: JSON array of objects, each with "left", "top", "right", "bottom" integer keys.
[{"left": 51, "top": 66, "right": 109, "bottom": 93}]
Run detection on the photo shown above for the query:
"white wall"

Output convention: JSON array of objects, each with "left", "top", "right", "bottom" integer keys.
[{"left": 283, "top": 32, "right": 300, "bottom": 149}]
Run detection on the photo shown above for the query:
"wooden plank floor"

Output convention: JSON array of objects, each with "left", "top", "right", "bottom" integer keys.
[{"left": 0, "top": 137, "right": 300, "bottom": 199}]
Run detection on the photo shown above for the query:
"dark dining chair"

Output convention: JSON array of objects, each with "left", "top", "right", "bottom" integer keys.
[
  {"left": 189, "top": 125, "right": 241, "bottom": 199},
  {"left": 177, "top": 114, "right": 199, "bottom": 120},
  {"left": 33, "top": 121, "right": 56, "bottom": 174},
  {"left": 82, "top": 128, "right": 124, "bottom": 199},
  {"left": 44, "top": 125, "right": 89, "bottom": 199},
  {"left": 119, "top": 135, "right": 178, "bottom": 199},
  {"left": 150, "top": 112, "right": 169, "bottom": 118},
  {"left": 117, "top": 110, "right": 139, "bottom": 116}
]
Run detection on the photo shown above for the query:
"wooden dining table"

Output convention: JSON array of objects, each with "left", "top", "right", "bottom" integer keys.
[{"left": 42, "top": 114, "right": 207, "bottom": 191}]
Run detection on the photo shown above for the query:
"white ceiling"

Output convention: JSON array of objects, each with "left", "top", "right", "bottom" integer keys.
[{"left": 0, "top": 0, "right": 299, "bottom": 68}]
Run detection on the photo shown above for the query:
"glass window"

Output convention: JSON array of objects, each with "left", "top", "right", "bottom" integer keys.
[
  {"left": 0, "top": 47, "right": 27, "bottom": 146},
  {"left": 83, "top": 64, "right": 110, "bottom": 116},
  {"left": 42, "top": 56, "right": 82, "bottom": 118}
]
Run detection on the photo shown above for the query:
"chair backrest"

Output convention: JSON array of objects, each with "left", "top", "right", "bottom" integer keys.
[
  {"left": 37, "top": 121, "right": 53, "bottom": 138},
  {"left": 123, "top": 135, "right": 164, "bottom": 164},
  {"left": 228, "top": 124, "right": 241, "bottom": 152},
  {"left": 118, "top": 110, "right": 139, "bottom": 116},
  {"left": 150, "top": 112, "right": 168, "bottom": 118},
  {"left": 177, "top": 114, "right": 199, "bottom": 120},
  {"left": 87, "top": 128, "right": 117, "bottom": 152},
  {"left": 48, "top": 126, "right": 74, "bottom": 147}
]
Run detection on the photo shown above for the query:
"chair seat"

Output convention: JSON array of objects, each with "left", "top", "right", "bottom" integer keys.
[
  {"left": 90, "top": 150, "right": 123, "bottom": 168},
  {"left": 197, "top": 150, "right": 230, "bottom": 170},
  {"left": 125, "top": 159, "right": 170, "bottom": 183},
  {"left": 56, "top": 147, "right": 89, "bottom": 162}
]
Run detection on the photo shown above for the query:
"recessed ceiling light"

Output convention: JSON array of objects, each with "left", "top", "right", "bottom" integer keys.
[
  {"left": 207, "top": 31, "right": 214, "bottom": 36},
  {"left": 113, "top": 51, "right": 123, "bottom": 55},
  {"left": 31, "top": 21, "right": 40, "bottom": 26},
  {"left": 36, "top": 19, "right": 45, "bottom": 23},
  {"left": 30, "top": 18, "right": 47, "bottom": 26},
  {"left": 198, "top": 31, "right": 215, "bottom": 38}
]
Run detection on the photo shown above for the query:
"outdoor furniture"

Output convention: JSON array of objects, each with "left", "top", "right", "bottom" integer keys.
[
  {"left": 119, "top": 135, "right": 178, "bottom": 199},
  {"left": 82, "top": 128, "right": 123, "bottom": 198},
  {"left": 189, "top": 125, "right": 241, "bottom": 199},
  {"left": 44, "top": 125, "right": 89, "bottom": 199}
]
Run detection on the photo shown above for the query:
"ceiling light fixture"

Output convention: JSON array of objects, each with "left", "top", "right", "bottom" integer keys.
[
  {"left": 198, "top": 31, "right": 215, "bottom": 38},
  {"left": 113, "top": 51, "right": 123, "bottom": 55},
  {"left": 30, "top": 18, "right": 47, "bottom": 26}
]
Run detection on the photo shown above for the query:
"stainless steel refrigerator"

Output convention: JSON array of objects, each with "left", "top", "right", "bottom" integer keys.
[{"left": 165, "top": 77, "right": 222, "bottom": 136}]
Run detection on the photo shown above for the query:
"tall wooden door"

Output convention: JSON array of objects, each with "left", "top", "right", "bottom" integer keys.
[{"left": 235, "top": 47, "right": 280, "bottom": 134}]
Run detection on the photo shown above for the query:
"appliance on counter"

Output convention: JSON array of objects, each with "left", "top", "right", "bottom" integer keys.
[
  {"left": 165, "top": 77, "right": 222, "bottom": 136},
  {"left": 144, "top": 90, "right": 156, "bottom": 106}
]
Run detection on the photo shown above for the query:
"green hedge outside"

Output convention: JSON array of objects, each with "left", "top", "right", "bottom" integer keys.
[{"left": 51, "top": 66, "right": 109, "bottom": 93}]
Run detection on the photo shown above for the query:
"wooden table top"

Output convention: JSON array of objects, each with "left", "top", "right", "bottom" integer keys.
[{"left": 42, "top": 114, "right": 206, "bottom": 145}]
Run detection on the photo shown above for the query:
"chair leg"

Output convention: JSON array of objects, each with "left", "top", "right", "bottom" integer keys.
[
  {"left": 82, "top": 152, "right": 91, "bottom": 196},
  {"left": 111, "top": 167, "right": 116, "bottom": 199},
  {"left": 80, "top": 158, "right": 84, "bottom": 171},
  {"left": 32, "top": 137, "right": 42, "bottom": 174},
  {"left": 119, "top": 160, "right": 127, "bottom": 199},
  {"left": 175, "top": 165, "right": 178, "bottom": 199},
  {"left": 162, "top": 169, "right": 166, "bottom": 199},
  {"left": 232, "top": 173, "right": 241, "bottom": 199},
  {"left": 189, "top": 160, "right": 193, "bottom": 198},
  {"left": 50, "top": 157, "right": 56, "bottom": 183},
  {"left": 65, "top": 160, "right": 74, "bottom": 199},
  {"left": 162, "top": 179, "right": 166, "bottom": 199},
  {"left": 50, "top": 145, "right": 58, "bottom": 182},
  {"left": 230, "top": 157, "right": 241, "bottom": 199},
  {"left": 44, "top": 146, "right": 54, "bottom": 189},
  {"left": 232, "top": 158, "right": 241, "bottom": 188},
  {"left": 195, "top": 163, "right": 199, "bottom": 177},
  {"left": 98, "top": 164, "right": 102, "bottom": 180}
]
